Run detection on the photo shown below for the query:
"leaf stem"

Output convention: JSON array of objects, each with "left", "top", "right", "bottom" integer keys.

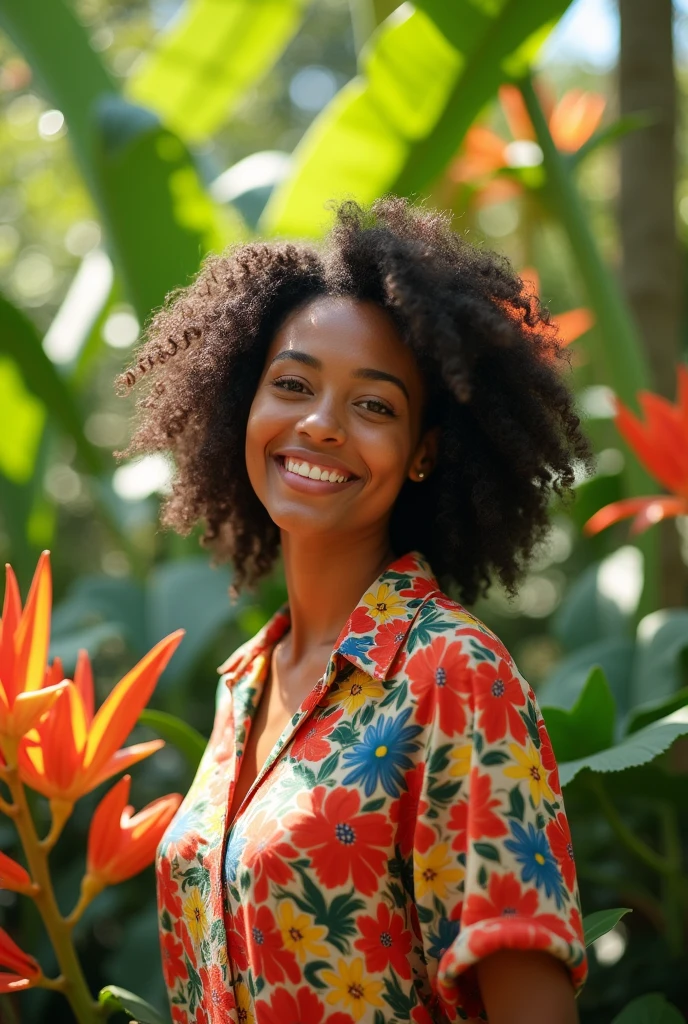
[
  {"left": 589, "top": 775, "right": 672, "bottom": 876},
  {"left": 3, "top": 742, "right": 103, "bottom": 1024}
]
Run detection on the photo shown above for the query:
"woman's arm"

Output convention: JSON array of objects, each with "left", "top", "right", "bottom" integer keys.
[{"left": 476, "top": 949, "right": 579, "bottom": 1024}]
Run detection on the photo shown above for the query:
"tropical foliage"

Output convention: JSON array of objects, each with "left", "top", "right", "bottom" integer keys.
[{"left": 0, "top": 0, "right": 685, "bottom": 1021}]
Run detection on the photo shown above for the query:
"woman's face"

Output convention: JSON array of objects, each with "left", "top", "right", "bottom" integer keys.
[{"left": 245, "top": 295, "right": 437, "bottom": 540}]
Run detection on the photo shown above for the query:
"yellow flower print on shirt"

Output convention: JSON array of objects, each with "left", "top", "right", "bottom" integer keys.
[
  {"left": 234, "top": 980, "right": 255, "bottom": 1024},
  {"left": 322, "top": 957, "right": 384, "bottom": 1021},
  {"left": 414, "top": 842, "right": 464, "bottom": 900},
  {"left": 182, "top": 886, "right": 207, "bottom": 945},
  {"left": 449, "top": 744, "right": 472, "bottom": 778},
  {"left": 325, "top": 670, "right": 384, "bottom": 714},
  {"left": 504, "top": 740, "right": 554, "bottom": 807},
  {"left": 277, "top": 900, "right": 329, "bottom": 963},
  {"left": 362, "top": 583, "right": 405, "bottom": 623}
]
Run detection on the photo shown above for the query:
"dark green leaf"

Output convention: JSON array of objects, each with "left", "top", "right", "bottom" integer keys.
[
  {"left": 99, "top": 985, "right": 165, "bottom": 1024},
  {"left": 480, "top": 750, "right": 511, "bottom": 766},
  {"left": 542, "top": 666, "right": 616, "bottom": 764},
  {"left": 138, "top": 709, "right": 206, "bottom": 771},
  {"left": 507, "top": 786, "right": 525, "bottom": 821},
  {"left": 611, "top": 993, "right": 683, "bottom": 1024},
  {"left": 583, "top": 907, "right": 631, "bottom": 947},
  {"left": 362, "top": 797, "right": 386, "bottom": 812},
  {"left": 302, "top": 960, "right": 331, "bottom": 990}
]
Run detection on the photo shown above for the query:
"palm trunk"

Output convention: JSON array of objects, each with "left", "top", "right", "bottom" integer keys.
[{"left": 618, "top": 0, "right": 686, "bottom": 607}]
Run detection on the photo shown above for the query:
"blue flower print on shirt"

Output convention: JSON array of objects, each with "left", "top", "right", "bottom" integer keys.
[
  {"left": 338, "top": 634, "right": 375, "bottom": 662},
  {"left": 427, "top": 916, "right": 460, "bottom": 961},
  {"left": 341, "top": 706, "right": 423, "bottom": 797},
  {"left": 504, "top": 820, "right": 564, "bottom": 908},
  {"left": 224, "top": 824, "right": 248, "bottom": 885}
]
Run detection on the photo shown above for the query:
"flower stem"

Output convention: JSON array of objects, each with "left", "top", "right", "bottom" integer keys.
[
  {"left": 3, "top": 745, "right": 104, "bottom": 1024},
  {"left": 589, "top": 775, "right": 672, "bottom": 876}
]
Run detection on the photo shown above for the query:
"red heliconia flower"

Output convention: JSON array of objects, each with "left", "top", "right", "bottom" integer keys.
[
  {"left": 584, "top": 365, "right": 688, "bottom": 536},
  {"left": 0, "top": 850, "right": 32, "bottom": 893},
  {"left": 451, "top": 82, "right": 606, "bottom": 207},
  {"left": 0, "top": 553, "right": 69, "bottom": 743},
  {"left": 84, "top": 774, "right": 182, "bottom": 890},
  {"left": 0, "top": 928, "right": 40, "bottom": 993},
  {"left": 19, "top": 630, "right": 184, "bottom": 805}
]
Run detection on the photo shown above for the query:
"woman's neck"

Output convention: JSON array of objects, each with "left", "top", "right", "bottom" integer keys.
[{"left": 279, "top": 530, "right": 394, "bottom": 665}]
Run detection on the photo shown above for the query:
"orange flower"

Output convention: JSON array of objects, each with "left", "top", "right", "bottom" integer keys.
[
  {"left": 18, "top": 631, "right": 184, "bottom": 805},
  {"left": 451, "top": 83, "right": 606, "bottom": 206},
  {"left": 0, "top": 928, "right": 40, "bottom": 993},
  {"left": 0, "top": 851, "right": 31, "bottom": 894},
  {"left": 519, "top": 268, "right": 593, "bottom": 349},
  {"left": 0, "top": 553, "right": 69, "bottom": 743},
  {"left": 584, "top": 365, "right": 688, "bottom": 535},
  {"left": 84, "top": 774, "right": 182, "bottom": 891}
]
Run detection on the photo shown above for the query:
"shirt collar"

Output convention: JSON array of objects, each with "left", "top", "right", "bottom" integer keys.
[{"left": 217, "top": 550, "right": 440, "bottom": 685}]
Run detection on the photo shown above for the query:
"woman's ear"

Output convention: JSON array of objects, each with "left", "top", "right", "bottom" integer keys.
[{"left": 410, "top": 425, "right": 441, "bottom": 482}]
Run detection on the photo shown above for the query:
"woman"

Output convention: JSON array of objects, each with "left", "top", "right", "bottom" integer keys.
[{"left": 116, "top": 198, "right": 591, "bottom": 1024}]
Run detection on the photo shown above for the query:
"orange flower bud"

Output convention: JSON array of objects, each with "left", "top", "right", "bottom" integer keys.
[
  {"left": 0, "top": 927, "right": 40, "bottom": 992},
  {"left": 85, "top": 775, "right": 182, "bottom": 889},
  {"left": 0, "top": 851, "right": 32, "bottom": 893}
]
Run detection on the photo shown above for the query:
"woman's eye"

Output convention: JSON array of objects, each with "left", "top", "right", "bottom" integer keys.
[
  {"left": 359, "top": 398, "right": 394, "bottom": 416},
  {"left": 272, "top": 376, "right": 308, "bottom": 393}
]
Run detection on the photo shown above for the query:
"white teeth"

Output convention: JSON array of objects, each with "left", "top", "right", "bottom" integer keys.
[{"left": 281, "top": 457, "right": 349, "bottom": 483}]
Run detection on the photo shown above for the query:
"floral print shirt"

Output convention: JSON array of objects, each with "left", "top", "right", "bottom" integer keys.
[{"left": 156, "top": 551, "right": 587, "bottom": 1024}]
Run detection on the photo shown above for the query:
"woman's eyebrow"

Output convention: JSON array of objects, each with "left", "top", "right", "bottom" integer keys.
[
  {"left": 270, "top": 350, "right": 320, "bottom": 369},
  {"left": 270, "top": 350, "right": 409, "bottom": 400},
  {"left": 352, "top": 367, "right": 409, "bottom": 401}
]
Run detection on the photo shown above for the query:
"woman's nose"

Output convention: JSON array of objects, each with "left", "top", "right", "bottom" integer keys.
[{"left": 295, "top": 396, "right": 346, "bottom": 444}]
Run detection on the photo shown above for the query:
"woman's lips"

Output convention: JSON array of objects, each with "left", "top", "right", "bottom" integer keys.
[{"left": 273, "top": 455, "right": 359, "bottom": 493}]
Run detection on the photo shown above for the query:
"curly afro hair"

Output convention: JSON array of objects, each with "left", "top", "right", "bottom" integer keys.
[{"left": 115, "top": 196, "right": 593, "bottom": 605}]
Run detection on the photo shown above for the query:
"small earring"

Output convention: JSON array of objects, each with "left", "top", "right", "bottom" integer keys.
[{"left": 417, "top": 471, "right": 425, "bottom": 480}]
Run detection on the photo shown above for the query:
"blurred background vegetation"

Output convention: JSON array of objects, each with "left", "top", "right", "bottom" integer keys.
[{"left": 0, "top": 0, "right": 687, "bottom": 1021}]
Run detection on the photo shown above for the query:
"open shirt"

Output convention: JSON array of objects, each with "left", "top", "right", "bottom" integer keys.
[{"left": 156, "top": 550, "right": 587, "bottom": 1024}]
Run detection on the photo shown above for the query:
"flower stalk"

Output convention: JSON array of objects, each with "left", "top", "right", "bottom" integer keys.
[{"left": 2, "top": 739, "right": 103, "bottom": 1024}]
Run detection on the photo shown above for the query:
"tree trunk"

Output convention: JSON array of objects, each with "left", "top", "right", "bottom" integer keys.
[{"left": 618, "top": 0, "right": 686, "bottom": 607}]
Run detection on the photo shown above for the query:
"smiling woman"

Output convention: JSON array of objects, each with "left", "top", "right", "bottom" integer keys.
[{"left": 114, "top": 197, "right": 592, "bottom": 1024}]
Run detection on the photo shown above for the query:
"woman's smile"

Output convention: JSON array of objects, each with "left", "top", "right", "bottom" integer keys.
[{"left": 272, "top": 451, "right": 360, "bottom": 493}]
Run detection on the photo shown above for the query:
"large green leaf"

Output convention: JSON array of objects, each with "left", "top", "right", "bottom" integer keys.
[
  {"left": 0, "top": 1, "right": 239, "bottom": 322},
  {"left": 611, "top": 994, "right": 684, "bottom": 1024},
  {"left": 582, "top": 907, "right": 631, "bottom": 947},
  {"left": 127, "top": 0, "right": 308, "bottom": 142},
  {"left": 99, "top": 985, "right": 166, "bottom": 1024},
  {"left": 0, "top": 292, "right": 103, "bottom": 475},
  {"left": 625, "top": 687, "right": 688, "bottom": 736},
  {"left": 262, "top": 0, "right": 573, "bottom": 236},
  {"left": 0, "top": 355, "right": 45, "bottom": 484},
  {"left": 630, "top": 608, "right": 688, "bottom": 710},
  {"left": 538, "top": 636, "right": 635, "bottom": 718},
  {"left": 542, "top": 667, "right": 616, "bottom": 764},
  {"left": 558, "top": 706, "right": 688, "bottom": 786},
  {"left": 93, "top": 96, "right": 242, "bottom": 322},
  {"left": 138, "top": 709, "right": 206, "bottom": 771}
]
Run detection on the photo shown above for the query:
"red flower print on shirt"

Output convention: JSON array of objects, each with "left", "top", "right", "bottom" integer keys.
[
  {"left": 247, "top": 904, "right": 300, "bottom": 985},
  {"left": 242, "top": 810, "right": 299, "bottom": 904},
  {"left": 448, "top": 769, "right": 508, "bottom": 850},
  {"left": 546, "top": 811, "right": 576, "bottom": 890},
  {"left": 462, "top": 871, "right": 538, "bottom": 926},
  {"left": 345, "top": 606, "right": 376, "bottom": 636},
  {"left": 256, "top": 984, "right": 354, "bottom": 1024},
  {"left": 390, "top": 763, "right": 434, "bottom": 856},
  {"left": 354, "top": 903, "right": 412, "bottom": 979},
  {"left": 291, "top": 708, "right": 344, "bottom": 762},
  {"left": 157, "top": 856, "right": 182, "bottom": 917},
  {"left": 160, "top": 929, "right": 185, "bottom": 988},
  {"left": 473, "top": 658, "right": 527, "bottom": 745},
  {"left": 199, "top": 964, "right": 234, "bottom": 1016},
  {"left": 285, "top": 786, "right": 393, "bottom": 896},
  {"left": 369, "top": 618, "right": 410, "bottom": 670},
  {"left": 406, "top": 636, "right": 473, "bottom": 736},
  {"left": 226, "top": 903, "right": 249, "bottom": 972},
  {"left": 569, "top": 906, "right": 584, "bottom": 944},
  {"left": 538, "top": 717, "right": 561, "bottom": 795}
]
